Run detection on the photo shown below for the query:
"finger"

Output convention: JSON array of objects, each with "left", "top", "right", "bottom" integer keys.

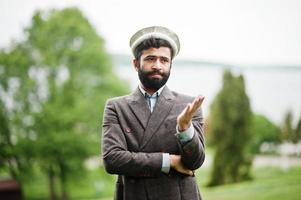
[
  {"left": 181, "top": 103, "right": 197, "bottom": 121},
  {"left": 193, "top": 96, "right": 204, "bottom": 109},
  {"left": 179, "top": 167, "right": 194, "bottom": 176},
  {"left": 182, "top": 103, "right": 192, "bottom": 117},
  {"left": 190, "top": 96, "right": 205, "bottom": 114},
  {"left": 185, "top": 170, "right": 193, "bottom": 176},
  {"left": 197, "top": 95, "right": 205, "bottom": 106},
  {"left": 181, "top": 96, "right": 205, "bottom": 122}
]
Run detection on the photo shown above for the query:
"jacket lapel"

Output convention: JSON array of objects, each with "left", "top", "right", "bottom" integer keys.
[
  {"left": 140, "top": 86, "right": 175, "bottom": 149},
  {"left": 127, "top": 87, "right": 151, "bottom": 130}
]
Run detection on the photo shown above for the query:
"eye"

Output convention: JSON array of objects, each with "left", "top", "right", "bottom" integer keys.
[
  {"left": 161, "top": 57, "right": 169, "bottom": 63},
  {"left": 145, "top": 56, "right": 156, "bottom": 61}
]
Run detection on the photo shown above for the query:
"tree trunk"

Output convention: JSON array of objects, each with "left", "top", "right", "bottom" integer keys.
[
  {"left": 8, "top": 159, "right": 18, "bottom": 179},
  {"left": 61, "top": 190, "right": 68, "bottom": 200},
  {"left": 59, "top": 165, "right": 68, "bottom": 200},
  {"left": 48, "top": 166, "right": 57, "bottom": 200}
]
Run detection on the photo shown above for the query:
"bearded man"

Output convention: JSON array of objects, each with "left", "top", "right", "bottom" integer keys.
[{"left": 102, "top": 26, "right": 205, "bottom": 200}]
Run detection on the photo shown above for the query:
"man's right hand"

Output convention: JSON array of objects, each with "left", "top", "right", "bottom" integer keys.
[{"left": 170, "top": 154, "right": 194, "bottom": 176}]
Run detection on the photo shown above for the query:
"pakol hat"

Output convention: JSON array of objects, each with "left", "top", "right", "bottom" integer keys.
[{"left": 129, "top": 26, "right": 180, "bottom": 59}]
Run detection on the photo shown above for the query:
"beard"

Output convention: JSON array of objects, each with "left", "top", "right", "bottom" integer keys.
[{"left": 137, "top": 66, "right": 171, "bottom": 91}]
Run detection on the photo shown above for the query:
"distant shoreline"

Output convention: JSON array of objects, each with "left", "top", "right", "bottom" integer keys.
[{"left": 112, "top": 53, "right": 301, "bottom": 71}]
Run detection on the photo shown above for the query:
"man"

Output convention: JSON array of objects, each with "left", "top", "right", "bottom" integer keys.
[{"left": 102, "top": 26, "right": 205, "bottom": 200}]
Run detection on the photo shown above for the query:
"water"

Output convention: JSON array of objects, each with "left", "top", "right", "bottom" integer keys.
[{"left": 114, "top": 64, "right": 301, "bottom": 125}]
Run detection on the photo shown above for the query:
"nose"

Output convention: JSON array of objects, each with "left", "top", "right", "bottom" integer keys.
[{"left": 152, "top": 58, "right": 163, "bottom": 70}]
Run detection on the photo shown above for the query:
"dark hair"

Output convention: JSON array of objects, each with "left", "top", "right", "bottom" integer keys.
[{"left": 133, "top": 38, "right": 173, "bottom": 60}]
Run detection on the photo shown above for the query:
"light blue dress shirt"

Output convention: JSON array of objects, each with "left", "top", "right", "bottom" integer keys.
[{"left": 138, "top": 85, "right": 194, "bottom": 173}]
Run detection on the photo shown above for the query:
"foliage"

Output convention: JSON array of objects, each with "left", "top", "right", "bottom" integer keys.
[
  {"left": 295, "top": 116, "right": 301, "bottom": 143},
  {"left": 281, "top": 111, "right": 294, "bottom": 142},
  {"left": 207, "top": 70, "right": 253, "bottom": 186},
  {"left": 0, "top": 44, "right": 36, "bottom": 179},
  {"left": 0, "top": 7, "right": 129, "bottom": 199},
  {"left": 249, "top": 114, "right": 281, "bottom": 154},
  {"left": 281, "top": 111, "right": 301, "bottom": 143}
]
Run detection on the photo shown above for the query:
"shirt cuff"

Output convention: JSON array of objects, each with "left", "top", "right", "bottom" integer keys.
[
  {"left": 175, "top": 124, "right": 194, "bottom": 144},
  {"left": 161, "top": 153, "right": 170, "bottom": 173}
]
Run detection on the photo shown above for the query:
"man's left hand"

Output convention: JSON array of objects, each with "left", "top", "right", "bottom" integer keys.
[{"left": 177, "top": 95, "right": 205, "bottom": 132}]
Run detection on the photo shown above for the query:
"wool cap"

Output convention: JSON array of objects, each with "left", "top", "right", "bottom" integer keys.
[{"left": 129, "top": 26, "right": 180, "bottom": 59}]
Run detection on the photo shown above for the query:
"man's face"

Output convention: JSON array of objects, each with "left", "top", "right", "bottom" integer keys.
[{"left": 134, "top": 47, "right": 172, "bottom": 91}]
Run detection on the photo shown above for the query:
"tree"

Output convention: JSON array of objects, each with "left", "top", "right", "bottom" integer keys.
[
  {"left": 0, "top": 44, "right": 36, "bottom": 180},
  {"left": 249, "top": 114, "right": 281, "bottom": 154},
  {"left": 0, "top": 7, "right": 129, "bottom": 199},
  {"left": 281, "top": 111, "right": 301, "bottom": 144},
  {"left": 207, "top": 70, "right": 253, "bottom": 186},
  {"left": 281, "top": 111, "right": 294, "bottom": 142},
  {"left": 294, "top": 115, "right": 301, "bottom": 143}
]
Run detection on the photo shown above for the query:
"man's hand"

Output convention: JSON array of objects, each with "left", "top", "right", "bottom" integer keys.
[
  {"left": 177, "top": 95, "right": 205, "bottom": 132},
  {"left": 170, "top": 155, "right": 193, "bottom": 176}
]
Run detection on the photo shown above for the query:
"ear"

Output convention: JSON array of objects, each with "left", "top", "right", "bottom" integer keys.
[{"left": 133, "top": 59, "right": 139, "bottom": 72}]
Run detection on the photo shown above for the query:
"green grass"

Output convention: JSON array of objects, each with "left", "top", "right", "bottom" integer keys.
[
  {"left": 197, "top": 167, "right": 301, "bottom": 200},
  {"left": 17, "top": 166, "right": 301, "bottom": 200},
  {"left": 22, "top": 167, "right": 116, "bottom": 200}
]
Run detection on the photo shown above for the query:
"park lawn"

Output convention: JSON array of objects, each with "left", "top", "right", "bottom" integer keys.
[
  {"left": 197, "top": 166, "right": 301, "bottom": 200},
  {"left": 23, "top": 167, "right": 116, "bottom": 200},
  {"left": 22, "top": 166, "right": 301, "bottom": 200}
]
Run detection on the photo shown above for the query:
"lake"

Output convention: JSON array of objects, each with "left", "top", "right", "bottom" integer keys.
[{"left": 114, "top": 62, "right": 301, "bottom": 125}]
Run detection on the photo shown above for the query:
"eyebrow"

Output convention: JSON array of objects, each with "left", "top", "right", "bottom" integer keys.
[{"left": 144, "top": 55, "right": 170, "bottom": 60}]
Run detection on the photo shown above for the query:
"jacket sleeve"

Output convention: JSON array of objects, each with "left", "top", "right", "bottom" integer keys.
[
  {"left": 177, "top": 107, "right": 205, "bottom": 170},
  {"left": 101, "top": 99, "right": 163, "bottom": 177}
]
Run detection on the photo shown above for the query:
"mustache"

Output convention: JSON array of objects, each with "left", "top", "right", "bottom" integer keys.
[{"left": 143, "top": 70, "right": 164, "bottom": 76}]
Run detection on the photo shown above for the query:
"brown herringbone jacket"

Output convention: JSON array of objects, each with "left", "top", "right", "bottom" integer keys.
[{"left": 102, "top": 86, "right": 205, "bottom": 200}]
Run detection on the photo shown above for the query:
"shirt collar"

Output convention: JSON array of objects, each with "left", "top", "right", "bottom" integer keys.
[{"left": 138, "top": 84, "right": 165, "bottom": 97}]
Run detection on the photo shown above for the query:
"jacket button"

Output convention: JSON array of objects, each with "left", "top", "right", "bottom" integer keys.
[{"left": 125, "top": 128, "right": 131, "bottom": 133}]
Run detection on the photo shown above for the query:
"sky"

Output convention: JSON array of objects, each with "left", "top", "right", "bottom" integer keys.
[{"left": 1, "top": 0, "right": 301, "bottom": 66}]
